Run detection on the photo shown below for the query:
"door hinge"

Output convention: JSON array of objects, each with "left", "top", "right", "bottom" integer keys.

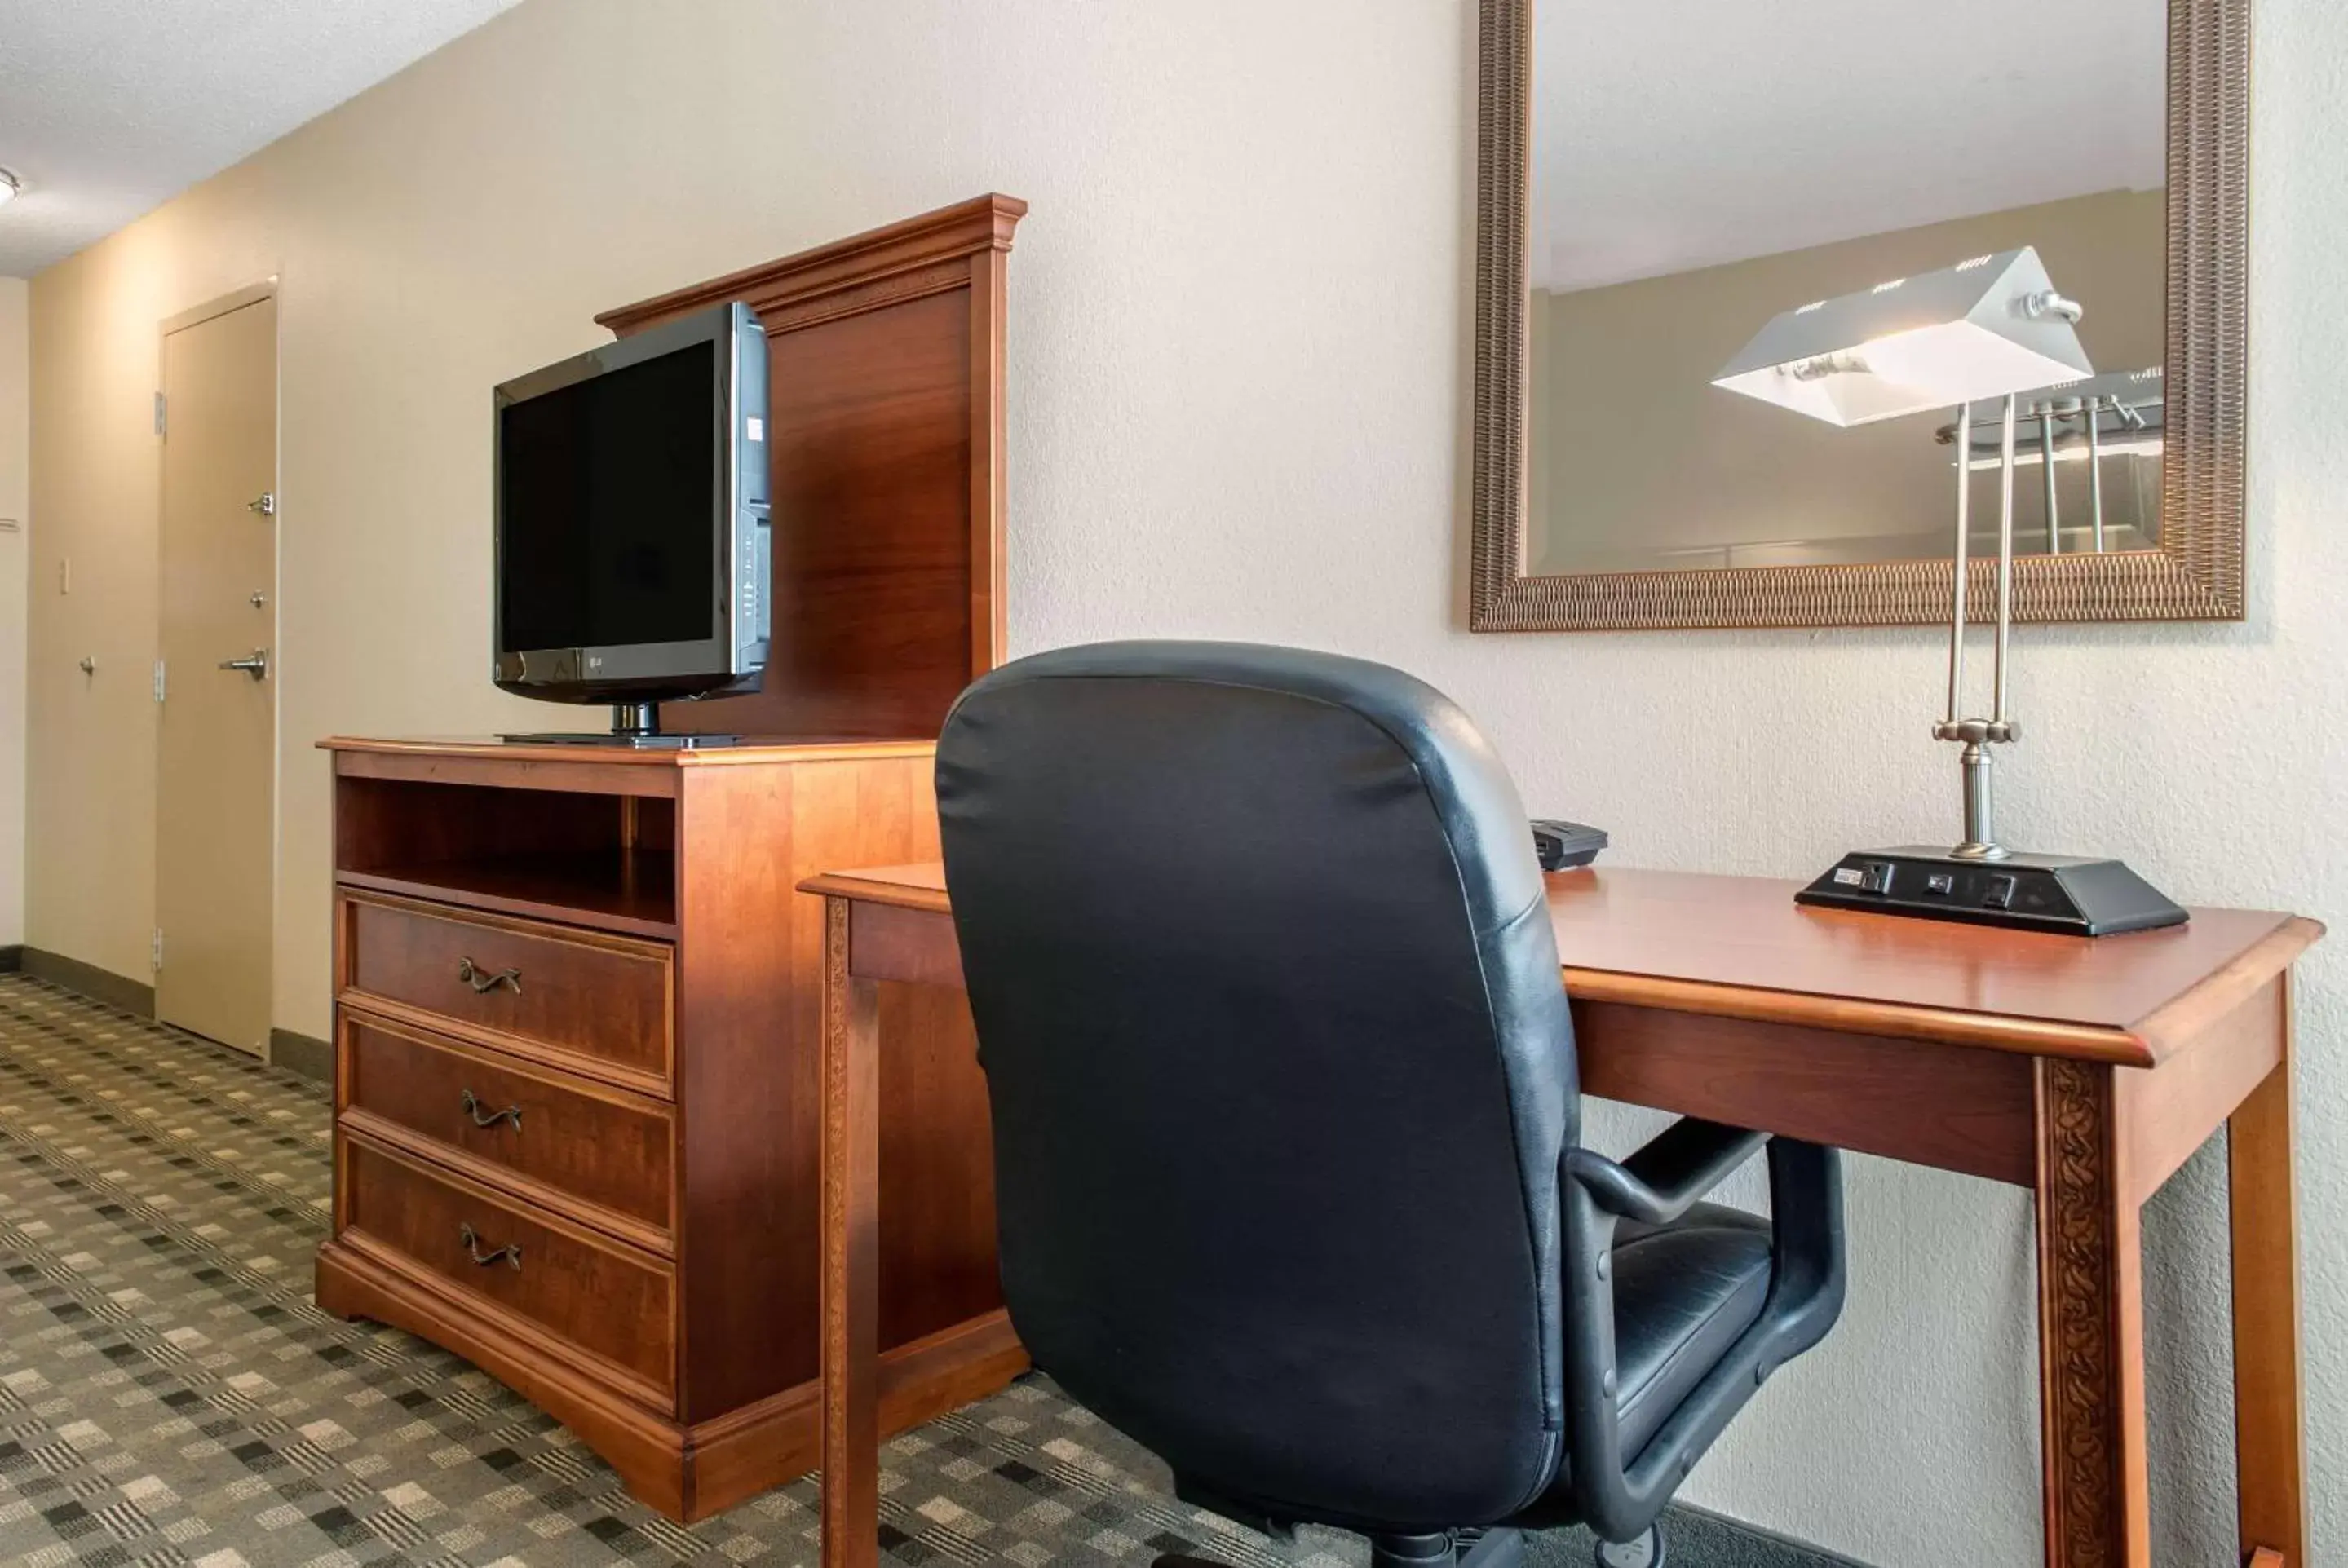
[
  {"left": 152, "top": 929, "right": 165, "bottom": 973},
  {"left": 153, "top": 392, "right": 166, "bottom": 437},
  {"left": 153, "top": 660, "right": 166, "bottom": 704}
]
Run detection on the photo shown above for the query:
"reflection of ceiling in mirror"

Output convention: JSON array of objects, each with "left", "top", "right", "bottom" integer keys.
[{"left": 1532, "top": 0, "right": 2167, "bottom": 293}]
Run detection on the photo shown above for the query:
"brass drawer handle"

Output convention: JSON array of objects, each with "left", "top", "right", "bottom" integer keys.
[
  {"left": 456, "top": 956, "right": 522, "bottom": 996},
  {"left": 458, "top": 1223, "right": 522, "bottom": 1271},
  {"left": 459, "top": 1089, "right": 523, "bottom": 1132}
]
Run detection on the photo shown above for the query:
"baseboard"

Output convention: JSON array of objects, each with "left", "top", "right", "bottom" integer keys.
[
  {"left": 12, "top": 952, "right": 329, "bottom": 1083},
  {"left": 1529, "top": 1503, "right": 1870, "bottom": 1568},
  {"left": 270, "top": 1027, "right": 334, "bottom": 1082},
  {"left": 18, "top": 947, "right": 156, "bottom": 1018}
]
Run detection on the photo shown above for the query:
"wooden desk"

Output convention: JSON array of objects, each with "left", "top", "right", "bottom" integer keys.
[{"left": 800, "top": 864, "right": 2321, "bottom": 1568}]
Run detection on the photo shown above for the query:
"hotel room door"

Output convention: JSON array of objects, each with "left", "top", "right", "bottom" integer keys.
[{"left": 156, "top": 293, "right": 277, "bottom": 1055}]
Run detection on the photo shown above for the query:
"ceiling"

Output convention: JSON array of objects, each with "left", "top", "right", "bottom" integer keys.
[
  {"left": 0, "top": 0, "right": 520, "bottom": 276},
  {"left": 1532, "top": 0, "right": 2168, "bottom": 294}
]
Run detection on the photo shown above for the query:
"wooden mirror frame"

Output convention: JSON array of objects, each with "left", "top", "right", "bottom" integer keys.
[{"left": 1469, "top": 0, "right": 2251, "bottom": 633}]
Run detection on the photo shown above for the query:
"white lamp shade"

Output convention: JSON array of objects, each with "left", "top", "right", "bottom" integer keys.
[{"left": 1712, "top": 248, "right": 2094, "bottom": 427}]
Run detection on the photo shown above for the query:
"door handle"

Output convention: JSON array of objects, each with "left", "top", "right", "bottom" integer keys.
[
  {"left": 246, "top": 492, "right": 276, "bottom": 516},
  {"left": 457, "top": 1223, "right": 522, "bottom": 1270},
  {"left": 217, "top": 649, "right": 269, "bottom": 681},
  {"left": 456, "top": 957, "right": 522, "bottom": 995},
  {"left": 459, "top": 1089, "right": 523, "bottom": 1131}
]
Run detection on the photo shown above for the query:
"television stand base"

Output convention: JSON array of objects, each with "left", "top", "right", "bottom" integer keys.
[
  {"left": 500, "top": 699, "right": 751, "bottom": 749},
  {"left": 497, "top": 731, "right": 751, "bottom": 750}
]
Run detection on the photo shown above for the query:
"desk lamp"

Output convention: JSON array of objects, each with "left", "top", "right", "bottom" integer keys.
[{"left": 1713, "top": 248, "right": 2188, "bottom": 936}]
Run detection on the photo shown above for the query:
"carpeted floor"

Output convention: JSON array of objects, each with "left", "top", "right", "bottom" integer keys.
[{"left": 0, "top": 974, "right": 1834, "bottom": 1568}]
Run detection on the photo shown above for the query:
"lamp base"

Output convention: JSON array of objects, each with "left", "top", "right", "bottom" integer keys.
[{"left": 1796, "top": 846, "right": 2189, "bottom": 936}]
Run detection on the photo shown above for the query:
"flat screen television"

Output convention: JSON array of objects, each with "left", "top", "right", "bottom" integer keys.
[{"left": 492, "top": 300, "right": 770, "bottom": 744}]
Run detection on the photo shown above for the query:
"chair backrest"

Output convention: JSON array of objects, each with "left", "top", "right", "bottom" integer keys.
[{"left": 936, "top": 642, "right": 1578, "bottom": 1527}]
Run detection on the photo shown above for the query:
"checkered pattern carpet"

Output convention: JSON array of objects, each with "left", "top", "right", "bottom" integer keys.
[
  {"left": 0, "top": 974, "right": 1789, "bottom": 1568},
  {"left": 0, "top": 976, "right": 1351, "bottom": 1568}
]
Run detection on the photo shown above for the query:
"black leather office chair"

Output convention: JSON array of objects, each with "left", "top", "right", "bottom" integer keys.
[{"left": 935, "top": 643, "right": 1845, "bottom": 1568}]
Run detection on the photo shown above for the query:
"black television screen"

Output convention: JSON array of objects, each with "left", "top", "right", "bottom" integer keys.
[
  {"left": 491, "top": 299, "right": 768, "bottom": 727},
  {"left": 497, "top": 339, "right": 716, "bottom": 653}
]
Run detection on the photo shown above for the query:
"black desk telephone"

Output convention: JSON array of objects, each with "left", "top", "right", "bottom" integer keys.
[{"left": 1530, "top": 819, "right": 1608, "bottom": 872}]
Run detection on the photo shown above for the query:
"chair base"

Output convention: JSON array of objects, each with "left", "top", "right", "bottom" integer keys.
[
  {"left": 1594, "top": 1524, "right": 1665, "bottom": 1568},
  {"left": 1360, "top": 1526, "right": 1526, "bottom": 1568},
  {"left": 1153, "top": 1525, "right": 1528, "bottom": 1568}
]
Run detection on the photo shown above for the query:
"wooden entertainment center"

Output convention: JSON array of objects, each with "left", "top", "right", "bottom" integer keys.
[{"left": 312, "top": 196, "right": 1029, "bottom": 1522}]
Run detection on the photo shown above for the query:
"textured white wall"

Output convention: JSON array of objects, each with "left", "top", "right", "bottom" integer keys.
[
  {"left": 19, "top": 2, "right": 2348, "bottom": 1562},
  {"left": 0, "top": 277, "right": 26, "bottom": 947}
]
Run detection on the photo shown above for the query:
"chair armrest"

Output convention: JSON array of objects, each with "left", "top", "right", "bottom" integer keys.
[
  {"left": 1550, "top": 1130, "right": 1845, "bottom": 1543},
  {"left": 1565, "top": 1118, "right": 1767, "bottom": 1225}
]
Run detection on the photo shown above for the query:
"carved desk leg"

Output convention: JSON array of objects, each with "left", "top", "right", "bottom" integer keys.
[
  {"left": 821, "top": 898, "right": 882, "bottom": 1568},
  {"left": 2230, "top": 974, "right": 2306, "bottom": 1568},
  {"left": 2034, "top": 1059, "right": 2151, "bottom": 1568}
]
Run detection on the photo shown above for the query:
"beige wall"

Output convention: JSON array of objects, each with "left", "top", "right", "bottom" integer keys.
[
  {"left": 1533, "top": 188, "right": 2167, "bottom": 573},
  {"left": 20, "top": 2, "right": 2348, "bottom": 1564},
  {"left": 0, "top": 277, "right": 23, "bottom": 946}
]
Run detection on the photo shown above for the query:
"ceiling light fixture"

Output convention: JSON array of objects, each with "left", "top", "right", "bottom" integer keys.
[{"left": 0, "top": 169, "right": 18, "bottom": 207}]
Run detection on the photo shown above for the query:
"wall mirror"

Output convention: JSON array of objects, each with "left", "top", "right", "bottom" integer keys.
[{"left": 1470, "top": 0, "right": 2250, "bottom": 632}]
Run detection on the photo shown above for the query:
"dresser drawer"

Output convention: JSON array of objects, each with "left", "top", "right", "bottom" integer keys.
[
  {"left": 343, "top": 1014, "right": 673, "bottom": 1238},
  {"left": 343, "top": 1136, "right": 675, "bottom": 1400},
  {"left": 343, "top": 893, "right": 672, "bottom": 1089}
]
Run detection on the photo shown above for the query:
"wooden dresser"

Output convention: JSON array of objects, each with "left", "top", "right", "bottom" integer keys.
[{"left": 312, "top": 737, "right": 1022, "bottom": 1522}]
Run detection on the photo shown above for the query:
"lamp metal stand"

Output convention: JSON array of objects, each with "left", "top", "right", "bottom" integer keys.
[
  {"left": 1934, "top": 396, "right": 2019, "bottom": 860},
  {"left": 1796, "top": 393, "right": 2188, "bottom": 936}
]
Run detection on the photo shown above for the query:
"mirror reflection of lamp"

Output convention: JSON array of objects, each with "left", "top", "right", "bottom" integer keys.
[
  {"left": 1710, "top": 248, "right": 2187, "bottom": 935},
  {"left": 1937, "top": 367, "right": 2167, "bottom": 555}
]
